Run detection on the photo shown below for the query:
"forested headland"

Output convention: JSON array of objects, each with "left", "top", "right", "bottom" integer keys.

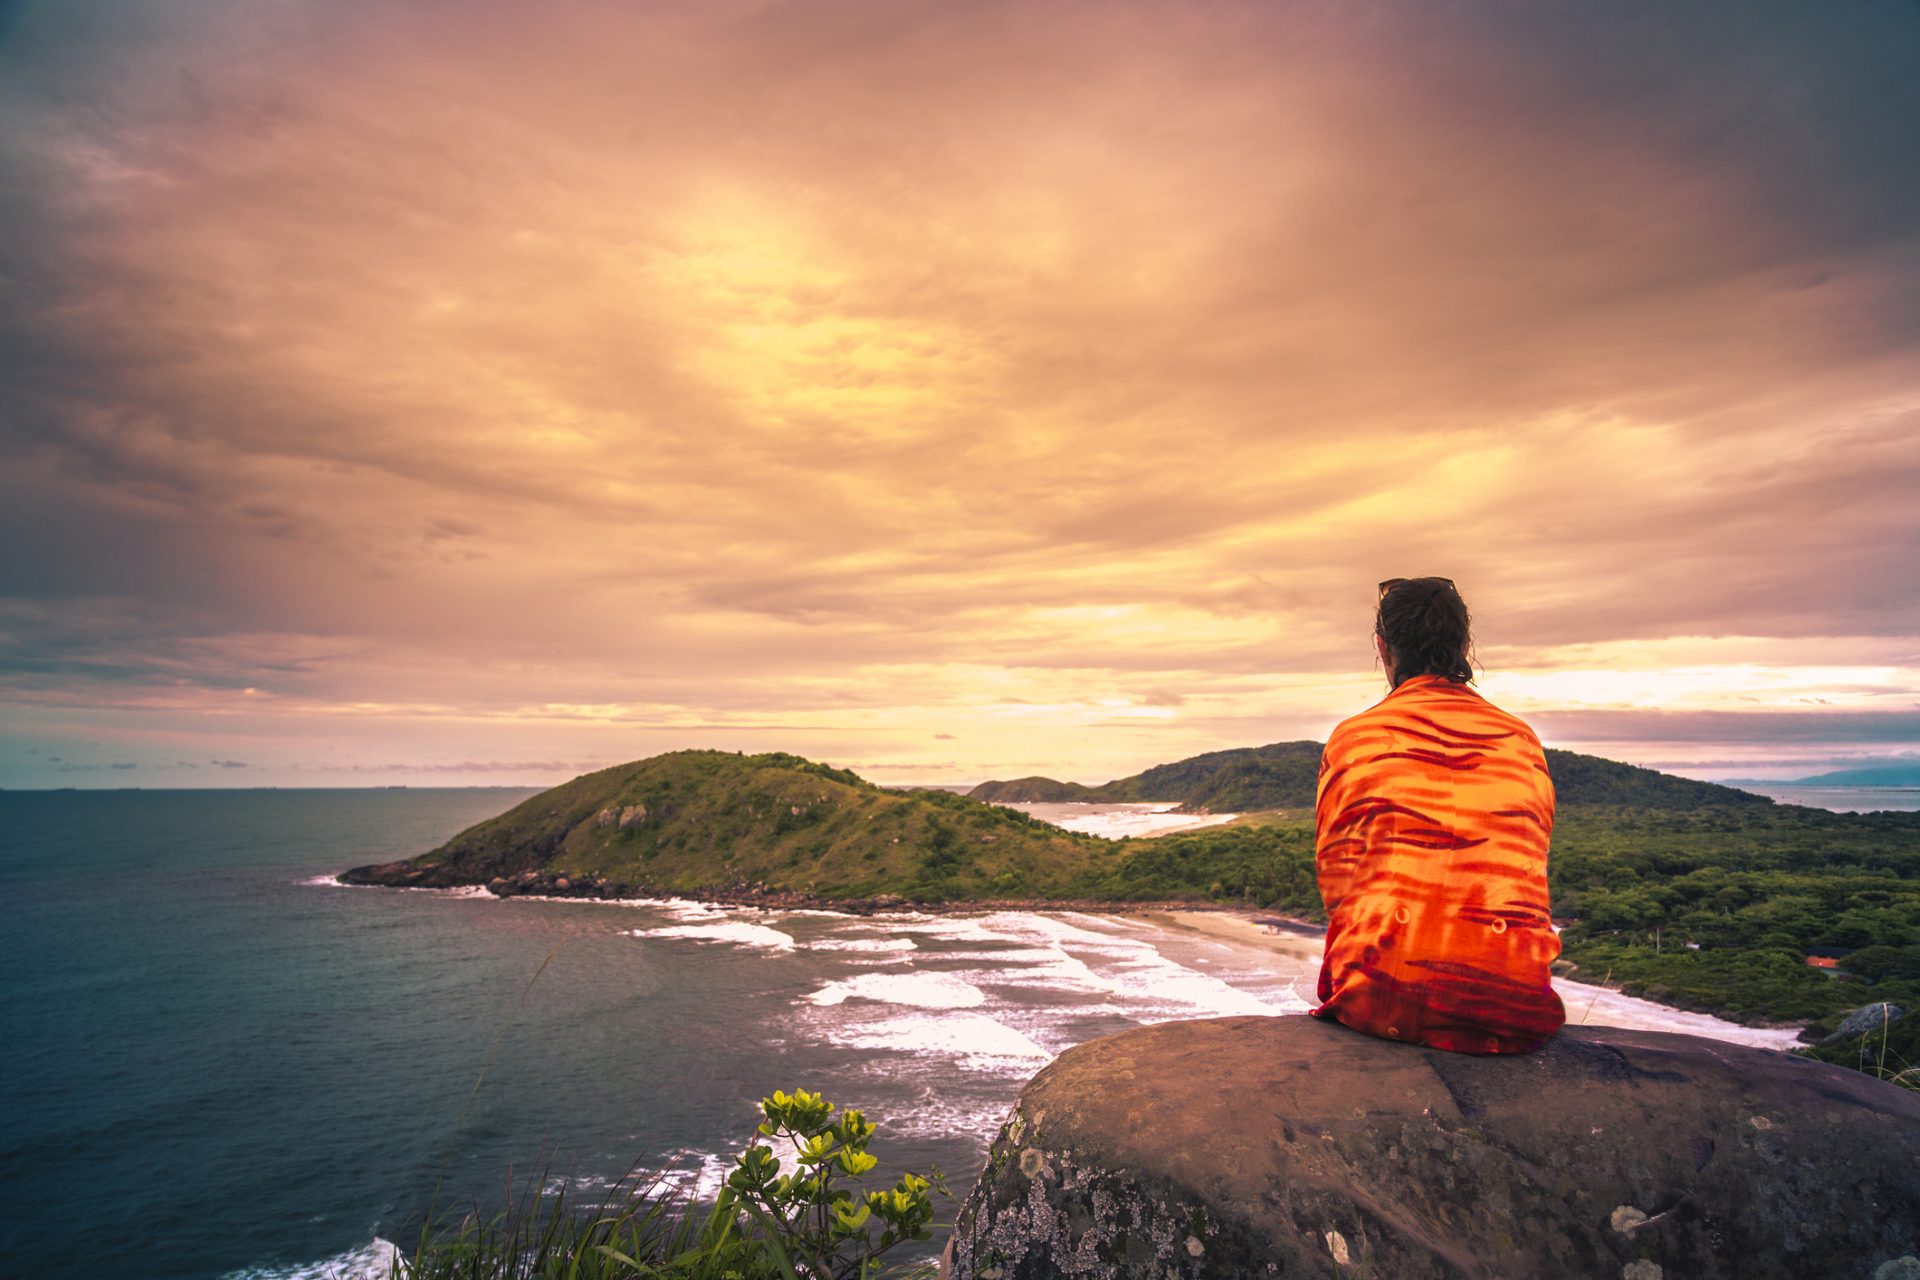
[{"left": 342, "top": 745, "right": 1920, "bottom": 1078}]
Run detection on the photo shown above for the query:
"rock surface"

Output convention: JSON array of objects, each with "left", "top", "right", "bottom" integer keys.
[
  {"left": 1824, "top": 1002, "right": 1908, "bottom": 1045},
  {"left": 948, "top": 1015, "right": 1920, "bottom": 1280}
]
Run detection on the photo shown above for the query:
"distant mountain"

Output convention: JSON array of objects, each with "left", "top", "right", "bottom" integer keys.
[
  {"left": 1784, "top": 764, "right": 1920, "bottom": 787},
  {"left": 969, "top": 742, "right": 1323, "bottom": 809},
  {"left": 341, "top": 749, "right": 1103, "bottom": 902},
  {"left": 970, "top": 742, "right": 1771, "bottom": 812}
]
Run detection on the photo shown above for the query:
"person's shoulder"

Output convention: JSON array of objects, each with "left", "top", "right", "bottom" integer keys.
[
  {"left": 1328, "top": 694, "right": 1393, "bottom": 740},
  {"left": 1455, "top": 688, "right": 1549, "bottom": 761},
  {"left": 1325, "top": 703, "right": 1398, "bottom": 757},
  {"left": 1475, "top": 692, "right": 1543, "bottom": 744}
]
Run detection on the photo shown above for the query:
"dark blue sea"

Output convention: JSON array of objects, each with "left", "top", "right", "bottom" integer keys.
[
  {"left": 0, "top": 790, "right": 1318, "bottom": 1279},
  {"left": 0, "top": 789, "right": 1803, "bottom": 1279}
]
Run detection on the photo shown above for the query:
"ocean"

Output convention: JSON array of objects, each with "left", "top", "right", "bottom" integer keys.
[
  {"left": 1726, "top": 784, "right": 1920, "bottom": 813},
  {"left": 0, "top": 790, "right": 1806, "bottom": 1280}
]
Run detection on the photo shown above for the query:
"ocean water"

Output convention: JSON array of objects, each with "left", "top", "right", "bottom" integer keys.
[
  {"left": 0, "top": 790, "right": 1800, "bottom": 1280},
  {"left": 1730, "top": 784, "right": 1920, "bottom": 813}
]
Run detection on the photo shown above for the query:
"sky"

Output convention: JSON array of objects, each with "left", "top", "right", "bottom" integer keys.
[{"left": 2, "top": 0, "right": 1918, "bottom": 789}]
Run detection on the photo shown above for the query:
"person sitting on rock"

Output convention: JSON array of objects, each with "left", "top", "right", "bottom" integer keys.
[{"left": 1311, "top": 576, "right": 1565, "bottom": 1054}]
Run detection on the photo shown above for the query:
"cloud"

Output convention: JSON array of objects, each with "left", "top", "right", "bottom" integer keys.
[
  {"left": 1531, "top": 709, "right": 1920, "bottom": 746},
  {"left": 1, "top": 0, "right": 1917, "bottom": 785},
  {"left": 306, "top": 759, "right": 606, "bottom": 774}
]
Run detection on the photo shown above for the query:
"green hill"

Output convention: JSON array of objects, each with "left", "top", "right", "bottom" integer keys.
[
  {"left": 1541, "top": 749, "right": 1772, "bottom": 809},
  {"left": 340, "top": 749, "right": 1112, "bottom": 902},
  {"left": 969, "top": 742, "right": 1323, "bottom": 808},
  {"left": 970, "top": 742, "right": 1770, "bottom": 812},
  {"left": 964, "top": 775, "right": 1105, "bottom": 803}
]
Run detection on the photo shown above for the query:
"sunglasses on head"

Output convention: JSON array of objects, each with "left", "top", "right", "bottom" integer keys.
[{"left": 1378, "top": 577, "right": 1456, "bottom": 601}]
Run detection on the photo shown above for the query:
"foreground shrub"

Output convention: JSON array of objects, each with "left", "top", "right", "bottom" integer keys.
[{"left": 394, "top": 1088, "right": 945, "bottom": 1279}]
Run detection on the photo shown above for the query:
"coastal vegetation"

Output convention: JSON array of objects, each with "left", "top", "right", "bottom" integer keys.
[
  {"left": 396, "top": 1088, "right": 943, "bottom": 1279},
  {"left": 967, "top": 742, "right": 1768, "bottom": 812},
  {"left": 344, "top": 746, "right": 1920, "bottom": 1079}
]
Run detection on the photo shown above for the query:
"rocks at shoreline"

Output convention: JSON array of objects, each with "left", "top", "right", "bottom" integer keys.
[
  {"left": 948, "top": 1014, "right": 1920, "bottom": 1280},
  {"left": 333, "top": 856, "right": 1260, "bottom": 919},
  {"left": 335, "top": 860, "right": 919, "bottom": 913}
]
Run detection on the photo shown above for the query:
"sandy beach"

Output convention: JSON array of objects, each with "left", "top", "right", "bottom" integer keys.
[
  {"left": 1128, "top": 906, "right": 1327, "bottom": 963},
  {"left": 1128, "top": 905, "right": 1808, "bottom": 1051}
]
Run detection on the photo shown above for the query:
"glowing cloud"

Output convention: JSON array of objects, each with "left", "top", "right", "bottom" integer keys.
[{"left": 2, "top": 1, "right": 1917, "bottom": 786}]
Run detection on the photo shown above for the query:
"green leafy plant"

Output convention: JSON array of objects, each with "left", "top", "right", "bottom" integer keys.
[
  {"left": 392, "top": 1088, "right": 945, "bottom": 1280},
  {"left": 716, "top": 1088, "right": 941, "bottom": 1280}
]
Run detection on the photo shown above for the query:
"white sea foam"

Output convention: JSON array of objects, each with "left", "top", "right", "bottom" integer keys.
[
  {"left": 804, "top": 907, "right": 1801, "bottom": 1071},
  {"left": 222, "top": 1237, "right": 397, "bottom": 1280},
  {"left": 645, "top": 898, "right": 729, "bottom": 921},
  {"left": 986, "top": 912, "right": 1152, "bottom": 952},
  {"left": 310, "top": 875, "right": 493, "bottom": 899},
  {"left": 806, "top": 909, "right": 1305, "bottom": 1021},
  {"left": 950, "top": 913, "right": 1307, "bottom": 1019},
  {"left": 1085, "top": 912, "right": 1151, "bottom": 930},
  {"left": 628, "top": 922, "right": 796, "bottom": 951},
  {"left": 940, "top": 943, "right": 1107, "bottom": 993},
  {"left": 826, "top": 1010, "right": 1053, "bottom": 1070},
  {"left": 805, "top": 936, "right": 918, "bottom": 954},
  {"left": 536, "top": 1150, "right": 741, "bottom": 1204},
  {"left": 806, "top": 971, "right": 987, "bottom": 1009},
  {"left": 651, "top": 1148, "right": 739, "bottom": 1201},
  {"left": 904, "top": 911, "right": 1800, "bottom": 1050},
  {"left": 1556, "top": 980, "right": 1807, "bottom": 1050},
  {"left": 510, "top": 894, "right": 733, "bottom": 913},
  {"left": 844, "top": 1072, "right": 1021, "bottom": 1148},
  {"left": 860, "top": 915, "right": 1011, "bottom": 943},
  {"left": 1101, "top": 957, "right": 1300, "bottom": 1017}
]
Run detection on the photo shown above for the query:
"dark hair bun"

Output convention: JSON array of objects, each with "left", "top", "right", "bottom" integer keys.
[{"left": 1376, "top": 578, "right": 1474, "bottom": 685}]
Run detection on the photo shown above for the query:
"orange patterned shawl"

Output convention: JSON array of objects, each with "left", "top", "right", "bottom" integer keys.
[{"left": 1313, "top": 673, "right": 1564, "bottom": 1053}]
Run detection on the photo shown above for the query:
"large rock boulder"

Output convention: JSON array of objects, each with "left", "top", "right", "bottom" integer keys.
[{"left": 948, "top": 1015, "right": 1920, "bottom": 1280}]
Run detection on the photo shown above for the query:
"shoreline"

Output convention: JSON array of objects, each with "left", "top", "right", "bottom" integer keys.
[
  {"left": 1122, "top": 905, "right": 1328, "bottom": 965},
  {"left": 332, "top": 860, "right": 1308, "bottom": 918},
  {"left": 1123, "top": 903, "right": 1806, "bottom": 1048},
  {"left": 333, "top": 870, "right": 1810, "bottom": 1045}
]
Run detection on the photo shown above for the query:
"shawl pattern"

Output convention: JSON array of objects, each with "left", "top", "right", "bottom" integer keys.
[{"left": 1313, "top": 674, "right": 1565, "bottom": 1053}]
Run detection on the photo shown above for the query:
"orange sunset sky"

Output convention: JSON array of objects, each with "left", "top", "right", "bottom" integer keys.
[{"left": 2, "top": 0, "right": 1917, "bottom": 789}]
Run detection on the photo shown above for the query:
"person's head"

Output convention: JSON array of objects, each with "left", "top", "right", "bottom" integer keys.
[{"left": 1374, "top": 577, "right": 1474, "bottom": 688}]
